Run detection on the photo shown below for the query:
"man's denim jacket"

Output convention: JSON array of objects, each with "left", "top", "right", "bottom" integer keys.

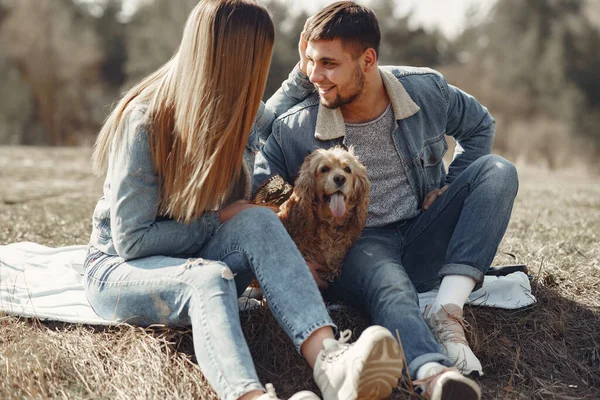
[{"left": 252, "top": 66, "right": 496, "bottom": 207}]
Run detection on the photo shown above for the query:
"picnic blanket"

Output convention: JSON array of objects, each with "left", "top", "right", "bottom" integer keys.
[{"left": 0, "top": 242, "right": 537, "bottom": 325}]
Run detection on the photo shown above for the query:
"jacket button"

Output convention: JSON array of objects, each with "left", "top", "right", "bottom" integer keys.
[{"left": 429, "top": 155, "right": 437, "bottom": 164}]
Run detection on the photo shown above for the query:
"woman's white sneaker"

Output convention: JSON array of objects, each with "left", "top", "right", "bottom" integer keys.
[
  {"left": 313, "top": 326, "right": 404, "bottom": 400},
  {"left": 256, "top": 383, "right": 320, "bottom": 400}
]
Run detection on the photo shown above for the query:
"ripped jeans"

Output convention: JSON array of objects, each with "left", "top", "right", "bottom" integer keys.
[{"left": 84, "top": 207, "right": 335, "bottom": 400}]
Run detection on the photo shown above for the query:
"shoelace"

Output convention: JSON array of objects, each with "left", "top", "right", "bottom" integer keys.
[
  {"left": 412, "top": 366, "right": 460, "bottom": 395},
  {"left": 338, "top": 329, "right": 352, "bottom": 344},
  {"left": 321, "top": 330, "right": 353, "bottom": 362},
  {"left": 265, "top": 383, "right": 278, "bottom": 399},
  {"left": 431, "top": 309, "right": 469, "bottom": 345}
]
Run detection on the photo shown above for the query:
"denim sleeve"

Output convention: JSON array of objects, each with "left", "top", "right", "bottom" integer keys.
[
  {"left": 252, "top": 120, "right": 293, "bottom": 195},
  {"left": 252, "top": 64, "right": 315, "bottom": 142},
  {"left": 109, "top": 110, "right": 220, "bottom": 260},
  {"left": 443, "top": 80, "right": 496, "bottom": 184}
]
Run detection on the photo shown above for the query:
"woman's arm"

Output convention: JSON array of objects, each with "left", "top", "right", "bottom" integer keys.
[{"left": 108, "top": 109, "right": 220, "bottom": 260}]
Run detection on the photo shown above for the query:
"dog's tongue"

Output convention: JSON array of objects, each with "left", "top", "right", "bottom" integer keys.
[{"left": 329, "top": 193, "right": 346, "bottom": 218}]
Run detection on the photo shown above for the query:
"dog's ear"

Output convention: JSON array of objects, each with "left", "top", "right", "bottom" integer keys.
[
  {"left": 282, "top": 151, "right": 319, "bottom": 239},
  {"left": 348, "top": 163, "right": 371, "bottom": 230},
  {"left": 293, "top": 151, "right": 319, "bottom": 206},
  {"left": 350, "top": 163, "right": 371, "bottom": 203}
]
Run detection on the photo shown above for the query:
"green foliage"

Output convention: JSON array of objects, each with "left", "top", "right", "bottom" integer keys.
[
  {"left": 123, "top": 0, "right": 198, "bottom": 89},
  {"left": 1, "top": 0, "right": 597, "bottom": 159},
  {"left": 469, "top": 0, "right": 600, "bottom": 150},
  {"left": 262, "top": 0, "right": 309, "bottom": 99},
  {"left": 0, "top": 0, "right": 106, "bottom": 145},
  {"left": 94, "top": 0, "right": 127, "bottom": 87},
  {"left": 371, "top": 1, "right": 447, "bottom": 67}
]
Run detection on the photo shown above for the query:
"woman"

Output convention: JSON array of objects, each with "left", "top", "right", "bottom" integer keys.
[{"left": 84, "top": 1, "right": 404, "bottom": 399}]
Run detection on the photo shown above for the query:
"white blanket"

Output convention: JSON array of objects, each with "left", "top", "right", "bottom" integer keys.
[{"left": 0, "top": 242, "right": 536, "bottom": 325}]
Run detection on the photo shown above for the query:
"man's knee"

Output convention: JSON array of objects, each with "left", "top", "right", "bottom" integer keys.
[
  {"left": 359, "top": 262, "right": 420, "bottom": 309},
  {"left": 478, "top": 154, "right": 519, "bottom": 195}
]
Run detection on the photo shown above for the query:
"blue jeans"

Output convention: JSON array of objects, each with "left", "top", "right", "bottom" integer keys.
[
  {"left": 84, "top": 207, "right": 335, "bottom": 400},
  {"left": 323, "top": 155, "right": 519, "bottom": 376}
]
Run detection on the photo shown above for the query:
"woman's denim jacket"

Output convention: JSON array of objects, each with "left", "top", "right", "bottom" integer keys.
[
  {"left": 89, "top": 70, "right": 315, "bottom": 261},
  {"left": 252, "top": 65, "right": 496, "bottom": 206},
  {"left": 89, "top": 100, "right": 298, "bottom": 261}
]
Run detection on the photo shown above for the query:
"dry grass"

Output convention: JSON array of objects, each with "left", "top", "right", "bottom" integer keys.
[{"left": 1, "top": 146, "right": 599, "bottom": 399}]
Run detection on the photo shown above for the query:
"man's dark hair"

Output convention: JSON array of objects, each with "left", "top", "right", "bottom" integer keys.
[{"left": 304, "top": 1, "right": 381, "bottom": 58}]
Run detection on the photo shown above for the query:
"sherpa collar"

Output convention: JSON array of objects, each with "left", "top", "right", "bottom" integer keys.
[{"left": 314, "top": 67, "right": 420, "bottom": 141}]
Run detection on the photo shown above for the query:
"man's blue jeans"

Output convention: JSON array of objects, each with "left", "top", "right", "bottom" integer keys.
[
  {"left": 84, "top": 207, "right": 335, "bottom": 400},
  {"left": 324, "top": 154, "right": 519, "bottom": 377}
]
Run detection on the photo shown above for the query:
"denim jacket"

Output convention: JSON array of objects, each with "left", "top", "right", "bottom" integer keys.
[
  {"left": 89, "top": 89, "right": 310, "bottom": 260},
  {"left": 253, "top": 66, "right": 495, "bottom": 206},
  {"left": 89, "top": 105, "right": 215, "bottom": 259}
]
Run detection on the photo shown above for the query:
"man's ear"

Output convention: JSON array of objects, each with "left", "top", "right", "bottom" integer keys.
[{"left": 362, "top": 48, "right": 378, "bottom": 72}]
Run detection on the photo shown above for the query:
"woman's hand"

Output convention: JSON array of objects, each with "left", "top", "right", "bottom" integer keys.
[
  {"left": 218, "top": 200, "right": 278, "bottom": 224},
  {"left": 307, "top": 261, "right": 329, "bottom": 290}
]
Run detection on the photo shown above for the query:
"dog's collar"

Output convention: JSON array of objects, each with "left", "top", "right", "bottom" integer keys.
[{"left": 314, "top": 68, "right": 420, "bottom": 141}]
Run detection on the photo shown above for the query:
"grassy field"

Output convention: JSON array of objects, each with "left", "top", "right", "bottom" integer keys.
[{"left": 1, "top": 146, "right": 599, "bottom": 399}]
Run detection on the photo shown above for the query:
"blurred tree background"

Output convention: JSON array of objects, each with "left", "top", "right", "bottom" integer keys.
[{"left": 0, "top": 0, "right": 598, "bottom": 168}]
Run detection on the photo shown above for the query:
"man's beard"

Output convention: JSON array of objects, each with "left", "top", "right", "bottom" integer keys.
[{"left": 320, "top": 65, "right": 365, "bottom": 109}]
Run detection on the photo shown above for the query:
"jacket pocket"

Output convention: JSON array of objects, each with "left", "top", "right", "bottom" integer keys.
[{"left": 419, "top": 134, "right": 447, "bottom": 168}]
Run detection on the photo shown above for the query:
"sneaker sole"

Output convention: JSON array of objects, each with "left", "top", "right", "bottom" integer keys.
[
  {"left": 355, "top": 326, "right": 404, "bottom": 400},
  {"left": 439, "top": 378, "right": 481, "bottom": 400},
  {"left": 465, "top": 369, "right": 483, "bottom": 378}
]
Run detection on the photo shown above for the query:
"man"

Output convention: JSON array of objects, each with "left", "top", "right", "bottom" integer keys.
[{"left": 253, "top": 2, "right": 518, "bottom": 399}]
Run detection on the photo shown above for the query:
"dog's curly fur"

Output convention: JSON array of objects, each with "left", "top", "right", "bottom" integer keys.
[{"left": 278, "top": 146, "right": 370, "bottom": 281}]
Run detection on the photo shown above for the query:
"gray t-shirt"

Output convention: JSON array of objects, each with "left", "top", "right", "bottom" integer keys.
[{"left": 345, "top": 104, "right": 420, "bottom": 227}]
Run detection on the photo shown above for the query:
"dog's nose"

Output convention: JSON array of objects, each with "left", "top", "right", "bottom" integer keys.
[{"left": 333, "top": 175, "right": 346, "bottom": 186}]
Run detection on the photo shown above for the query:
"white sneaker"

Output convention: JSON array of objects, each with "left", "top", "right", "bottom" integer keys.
[
  {"left": 313, "top": 326, "right": 404, "bottom": 400},
  {"left": 424, "top": 304, "right": 484, "bottom": 377},
  {"left": 256, "top": 383, "right": 320, "bottom": 400}
]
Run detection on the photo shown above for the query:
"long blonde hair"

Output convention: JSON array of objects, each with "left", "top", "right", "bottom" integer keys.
[{"left": 92, "top": 0, "right": 274, "bottom": 222}]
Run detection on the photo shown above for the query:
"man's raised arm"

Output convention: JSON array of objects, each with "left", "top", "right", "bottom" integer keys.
[{"left": 252, "top": 28, "right": 315, "bottom": 141}]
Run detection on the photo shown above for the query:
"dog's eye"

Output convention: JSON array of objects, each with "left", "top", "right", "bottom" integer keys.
[
  {"left": 321, "top": 166, "right": 330, "bottom": 173},
  {"left": 344, "top": 166, "right": 352, "bottom": 173}
]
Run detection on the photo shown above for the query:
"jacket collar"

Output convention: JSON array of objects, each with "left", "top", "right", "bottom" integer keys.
[{"left": 315, "top": 67, "right": 420, "bottom": 141}]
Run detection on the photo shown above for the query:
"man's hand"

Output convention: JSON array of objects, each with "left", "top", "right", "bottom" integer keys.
[
  {"left": 298, "top": 17, "right": 312, "bottom": 75},
  {"left": 218, "top": 200, "right": 278, "bottom": 224},
  {"left": 307, "top": 261, "right": 329, "bottom": 290},
  {"left": 422, "top": 185, "right": 449, "bottom": 211}
]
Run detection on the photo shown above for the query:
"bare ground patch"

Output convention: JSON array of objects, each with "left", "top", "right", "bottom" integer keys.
[{"left": 1, "top": 146, "right": 599, "bottom": 399}]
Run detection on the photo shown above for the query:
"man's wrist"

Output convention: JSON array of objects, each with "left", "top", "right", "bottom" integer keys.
[
  {"left": 292, "top": 63, "right": 313, "bottom": 89},
  {"left": 297, "top": 61, "right": 308, "bottom": 77}
]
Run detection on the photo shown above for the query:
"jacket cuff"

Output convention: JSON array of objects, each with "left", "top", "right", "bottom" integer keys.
[{"left": 291, "top": 63, "right": 315, "bottom": 91}]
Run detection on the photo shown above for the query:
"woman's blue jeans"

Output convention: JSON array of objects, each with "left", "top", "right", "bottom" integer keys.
[
  {"left": 323, "top": 154, "right": 519, "bottom": 377},
  {"left": 84, "top": 207, "right": 335, "bottom": 400}
]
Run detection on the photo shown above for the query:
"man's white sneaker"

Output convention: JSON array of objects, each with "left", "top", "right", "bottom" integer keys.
[
  {"left": 313, "top": 325, "right": 404, "bottom": 400},
  {"left": 414, "top": 368, "right": 481, "bottom": 400},
  {"left": 256, "top": 383, "right": 320, "bottom": 400},
  {"left": 424, "top": 304, "right": 484, "bottom": 377}
]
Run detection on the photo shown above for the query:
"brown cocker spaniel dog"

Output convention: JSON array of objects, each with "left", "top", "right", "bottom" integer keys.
[{"left": 278, "top": 146, "right": 370, "bottom": 282}]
